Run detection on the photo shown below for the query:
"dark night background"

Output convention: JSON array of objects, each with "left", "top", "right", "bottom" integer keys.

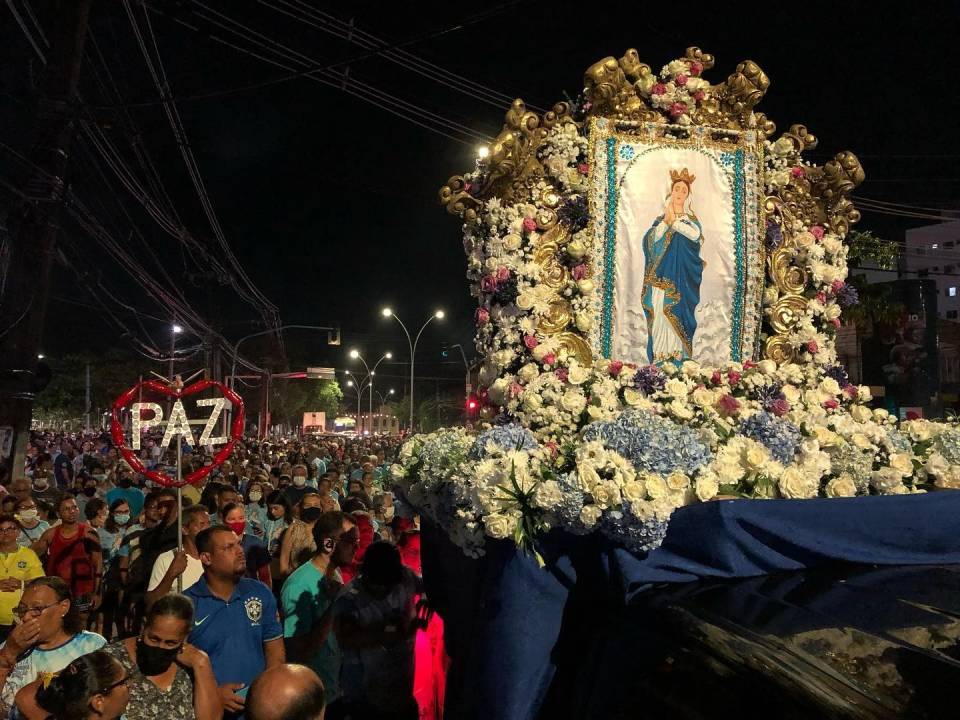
[{"left": 2, "top": 0, "right": 959, "bottom": 399}]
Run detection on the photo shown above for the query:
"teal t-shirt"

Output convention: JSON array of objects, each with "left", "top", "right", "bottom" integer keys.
[{"left": 281, "top": 561, "right": 341, "bottom": 703}]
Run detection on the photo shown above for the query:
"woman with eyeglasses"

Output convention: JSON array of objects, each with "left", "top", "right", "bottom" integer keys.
[
  {"left": 24, "top": 650, "right": 129, "bottom": 720},
  {"left": 102, "top": 593, "right": 221, "bottom": 720},
  {"left": 0, "top": 515, "right": 43, "bottom": 643},
  {"left": 0, "top": 577, "right": 105, "bottom": 713}
]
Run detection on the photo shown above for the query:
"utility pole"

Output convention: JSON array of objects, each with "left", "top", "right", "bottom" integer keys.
[{"left": 0, "top": 0, "right": 93, "bottom": 483}]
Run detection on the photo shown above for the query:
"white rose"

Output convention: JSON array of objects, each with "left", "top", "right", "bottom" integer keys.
[
  {"left": 781, "top": 384, "right": 801, "bottom": 404},
  {"left": 850, "top": 405, "right": 872, "bottom": 423},
  {"left": 819, "top": 377, "right": 841, "bottom": 396},
  {"left": 825, "top": 475, "right": 857, "bottom": 498},
  {"left": 887, "top": 452, "right": 915, "bottom": 477},
  {"left": 858, "top": 386, "right": 873, "bottom": 402},
  {"left": 812, "top": 426, "right": 839, "bottom": 447},
  {"left": 591, "top": 481, "right": 621, "bottom": 509},
  {"left": 823, "top": 303, "right": 842, "bottom": 321},
  {"left": 757, "top": 359, "right": 777, "bottom": 375},
  {"left": 692, "top": 387, "right": 717, "bottom": 407},
  {"left": 925, "top": 452, "right": 949, "bottom": 477},
  {"left": 778, "top": 466, "right": 819, "bottom": 499},
  {"left": 622, "top": 479, "right": 647, "bottom": 504},
  {"left": 669, "top": 400, "right": 694, "bottom": 420},
  {"left": 795, "top": 231, "right": 816, "bottom": 248},
  {"left": 577, "top": 279, "right": 595, "bottom": 294},
  {"left": 503, "top": 233, "right": 522, "bottom": 251},
  {"left": 483, "top": 513, "right": 515, "bottom": 540},
  {"left": 531, "top": 344, "right": 549, "bottom": 361},
  {"left": 772, "top": 136, "right": 794, "bottom": 157},
  {"left": 871, "top": 467, "right": 905, "bottom": 494},
  {"left": 519, "top": 363, "right": 539, "bottom": 384},
  {"left": 665, "top": 378, "right": 689, "bottom": 398},
  {"left": 488, "top": 378, "right": 510, "bottom": 406},
  {"left": 575, "top": 312, "right": 592, "bottom": 332},
  {"left": 873, "top": 408, "right": 891, "bottom": 423},
  {"left": 390, "top": 464, "right": 406, "bottom": 481},
  {"left": 666, "top": 470, "right": 690, "bottom": 491},
  {"left": 744, "top": 444, "right": 769, "bottom": 472},
  {"left": 645, "top": 474, "right": 669, "bottom": 499},
  {"left": 561, "top": 389, "right": 587, "bottom": 416},
  {"left": 567, "top": 363, "right": 590, "bottom": 385},
  {"left": 577, "top": 463, "right": 601, "bottom": 491},
  {"left": 681, "top": 361, "right": 702, "bottom": 378},
  {"left": 695, "top": 473, "right": 719, "bottom": 501},
  {"left": 579, "top": 504, "right": 601, "bottom": 528},
  {"left": 623, "top": 388, "right": 641, "bottom": 406},
  {"left": 822, "top": 235, "right": 842, "bottom": 255},
  {"left": 522, "top": 393, "right": 543, "bottom": 412},
  {"left": 851, "top": 433, "right": 873, "bottom": 451},
  {"left": 516, "top": 292, "right": 534, "bottom": 311},
  {"left": 567, "top": 239, "right": 587, "bottom": 259},
  {"left": 907, "top": 421, "right": 933, "bottom": 442},
  {"left": 533, "top": 480, "right": 563, "bottom": 509}
]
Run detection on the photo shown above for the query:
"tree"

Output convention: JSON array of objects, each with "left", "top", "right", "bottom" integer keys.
[{"left": 269, "top": 379, "right": 343, "bottom": 427}]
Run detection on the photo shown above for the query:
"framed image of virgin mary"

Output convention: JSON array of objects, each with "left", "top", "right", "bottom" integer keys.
[{"left": 588, "top": 120, "right": 766, "bottom": 366}]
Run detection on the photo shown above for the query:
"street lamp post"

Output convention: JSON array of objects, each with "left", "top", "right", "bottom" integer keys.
[
  {"left": 349, "top": 350, "right": 392, "bottom": 435},
  {"left": 170, "top": 324, "right": 183, "bottom": 379},
  {"left": 381, "top": 308, "right": 444, "bottom": 433},
  {"left": 345, "top": 375, "right": 371, "bottom": 435}
]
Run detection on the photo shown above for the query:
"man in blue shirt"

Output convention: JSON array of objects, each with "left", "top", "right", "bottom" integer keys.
[{"left": 185, "top": 525, "right": 285, "bottom": 718}]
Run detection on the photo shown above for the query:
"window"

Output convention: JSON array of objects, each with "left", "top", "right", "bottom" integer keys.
[
  {"left": 950, "top": 287, "right": 957, "bottom": 297},
  {"left": 933, "top": 266, "right": 941, "bottom": 272},
  {"left": 919, "top": 269, "right": 929, "bottom": 277},
  {"left": 948, "top": 310, "right": 958, "bottom": 319},
  {"left": 933, "top": 243, "right": 940, "bottom": 249}
]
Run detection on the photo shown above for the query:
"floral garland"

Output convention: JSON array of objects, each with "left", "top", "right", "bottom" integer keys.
[{"left": 397, "top": 50, "right": 960, "bottom": 559}]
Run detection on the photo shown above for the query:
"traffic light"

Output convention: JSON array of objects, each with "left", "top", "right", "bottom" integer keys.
[{"left": 466, "top": 394, "right": 479, "bottom": 415}]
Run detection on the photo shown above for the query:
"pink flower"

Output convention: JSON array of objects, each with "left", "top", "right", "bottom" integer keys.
[
  {"left": 832, "top": 318, "right": 842, "bottom": 329},
  {"left": 543, "top": 353, "right": 556, "bottom": 366},
  {"left": 807, "top": 340, "right": 819, "bottom": 354},
  {"left": 711, "top": 370, "right": 722, "bottom": 386},
  {"left": 816, "top": 291, "right": 828, "bottom": 304},
  {"left": 831, "top": 280, "right": 845, "bottom": 293},
  {"left": 475, "top": 307, "right": 490, "bottom": 326},
  {"left": 523, "top": 335, "right": 539, "bottom": 350},
  {"left": 810, "top": 226, "right": 825, "bottom": 240},
  {"left": 693, "top": 90, "right": 705, "bottom": 103},
  {"left": 769, "top": 398, "right": 791, "bottom": 417},
  {"left": 675, "top": 73, "right": 688, "bottom": 86},
  {"left": 744, "top": 360, "right": 757, "bottom": 370},
  {"left": 510, "top": 382, "right": 524, "bottom": 398},
  {"left": 791, "top": 166, "right": 806, "bottom": 179},
  {"left": 578, "top": 163, "right": 590, "bottom": 176},
  {"left": 652, "top": 83, "right": 667, "bottom": 96},
  {"left": 464, "top": 182, "right": 473, "bottom": 193},
  {"left": 669, "top": 102, "right": 688, "bottom": 118},
  {"left": 572, "top": 264, "right": 589, "bottom": 280},
  {"left": 545, "top": 441, "right": 559, "bottom": 458},
  {"left": 727, "top": 370, "right": 742, "bottom": 385},
  {"left": 522, "top": 217, "right": 538, "bottom": 233},
  {"left": 689, "top": 61, "right": 703, "bottom": 76},
  {"left": 823, "top": 398, "right": 839, "bottom": 410},
  {"left": 495, "top": 266, "right": 511, "bottom": 282},
  {"left": 480, "top": 275, "right": 498, "bottom": 293},
  {"left": 844, "top": 384, "right": 859, "bottom": 399},
  {"left": 608, "top": 360, "right": 624, "bottom": 377},
  {"left": 555, "top": 368, "right": 569, "bottom": 382},
  {"left": 716, "top": 394, "right": 741, "bottom": 415}
]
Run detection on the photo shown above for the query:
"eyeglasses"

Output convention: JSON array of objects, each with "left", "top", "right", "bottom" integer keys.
[
  {"left": 0, "top": 526, "right": 18, "bottom": 533},
  {"left": 97, "top": 675, "right": 130, "bottom": 695},
  {"left": 13, "top": 601, "right": 59, "bottom": 619}
]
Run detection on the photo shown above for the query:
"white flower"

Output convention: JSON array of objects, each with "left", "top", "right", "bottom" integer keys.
[
  {"left": 568, "top": 363, "right": 590, "bottom": 385},
  {"left": 819, "top": 377, "right": 841, "bottom": 396},
  {"left": 850, "top": 405, "right": 872, "bottom": 423},
  {"left": 561, "top": 389, "right": 587, "bottom": 416},
  {"left": 484, "top": 513, "right": 516, "bottom": 540},
  {"left": 669, "top": 399, "right": 694, "bottom": 420},
  {"left": 592, "top": 481, "right": 621, "bottom": 509},
  {"left": 666, "top": 470, "right": 690, "bottom": 491},
  {"left": 533, "top": 480, "right": 563, "bottom": 509},
  {"left": 905, "top": 420, "right": 933, "bottom": 442},
  {"left": 622, "top": 479, "right": 647, "bottom": 504},
  {"left": 623, "top": 388, "right": 642, "bottom": 406},
  {"left": 692, "top": 387, "right": 717, "bottom": 408},
  {"left": 488, "top": 378, "right": 510, "bottom": 406},
  {"left": 665, "top": 378, "right": 689, "bottom": 397},
  {"left": 825, "top": 475, "right": 857, "bottom": 498},
  {"left": 822, "top": 234, "right": 842, "bottom": 255},
  {"left": 925, "top": 452, "right": 950, "bottom": 477},
  {"left": 576, "top": 279, "right": 595, "bottom": 294},
  {"left": 522, "top": 393, "right": 543, "bottom": 412},
  {"left": 503, "top": 233, "right": 522, "bottom": 251},
  {"left": 579, "top": 504, "right": 601, "bottom": 528},
  {"left": 695, "top": 472, "right": 719, "bottom": 501},
  {"left": 858, "top": 386, "right": 873, "bottom": 402},
  {"left": 645, "top": 474, "right": 669, "bottom": 499},
  {"left": 888, "top": 452, "right": 915, "bottom": 477},
  {"left": 757, "top": 359, "right": 777, "bottom": 375},
  {"left": 567, "top": 239, "right": 587, "bottom": 259},
  {"left": 518, "top": 363, "right": 540, "bottom": 384},
  {"left": 871, "top": 467, "right": 905, "bottom": 494},
  {"left": 763, "top": 286, "right": 780, "bottom": 306},
  {"left": 772, "top": 137, "right": 794, "bottom": 157},
  {"left": 778, "top": 466, "right": 819, "bottom": 499}
]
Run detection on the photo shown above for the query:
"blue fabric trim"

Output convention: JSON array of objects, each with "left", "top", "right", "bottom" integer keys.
[
  {"left": 601, "top": 137, "right": 618, "bottom": 358},
  {"left": 731, "top": 148, "right": 746, "bottom": 361}
]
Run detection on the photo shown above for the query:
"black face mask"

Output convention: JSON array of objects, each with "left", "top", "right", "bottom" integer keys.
[
  {"left": 82, "top": 487, "right": 97, "bottom": 497},
  {"left": 136, "top": 637, "right": 181, "bottom": 676},
  {"left": 301, "top": 507, "right": 323, "bottom": 523},
  {"left": 119, "top": 477, "right": 132, "bottom": 489}
]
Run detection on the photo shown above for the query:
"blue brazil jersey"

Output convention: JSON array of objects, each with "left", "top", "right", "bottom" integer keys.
[{"left": 184, "top": 576, "right": 282, "bottom": 688}]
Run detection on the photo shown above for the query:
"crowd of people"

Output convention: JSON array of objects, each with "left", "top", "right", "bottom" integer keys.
[{"left": 0, "top": 430, "right": 441, "bottom": 720}]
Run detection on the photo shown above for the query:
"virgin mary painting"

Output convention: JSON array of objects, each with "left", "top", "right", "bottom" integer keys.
[{"left": 641, "top": 168, "right": 705, "bottom": 363}]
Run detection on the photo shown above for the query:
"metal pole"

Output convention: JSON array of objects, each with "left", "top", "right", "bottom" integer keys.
[
  {"left": 176, "top": 434, "right": 183, "bottom": 593},
  {"left": 169, "top": 325, "right": 176, "bottom": 379},
  {"left": 84, "top": 364, "right": 90, "bottom": 433}
]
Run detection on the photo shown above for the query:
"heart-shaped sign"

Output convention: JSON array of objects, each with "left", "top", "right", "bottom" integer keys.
[{"left": 111, "top": 379, "right": 245, "bottom": 488}]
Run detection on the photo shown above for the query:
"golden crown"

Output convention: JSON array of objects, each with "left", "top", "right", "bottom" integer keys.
[{"left": 670, "top": 168, "right": 696, "bottom": 186}]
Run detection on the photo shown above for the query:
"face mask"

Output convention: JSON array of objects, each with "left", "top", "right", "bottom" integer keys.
[
  {"left": 93, "top": 474, "right": 107, "bottom": 482},
  {"left": 248, "top": 491, "right": 262, "bottom": 503},
  {"left": 301, "top": 507, "right": 322, "bottom": 523},
  {"left": 119, "top": 477, "right": 132, "bottom": 488},
  {"left": 227, "top": 521, "right": 246, "bottom": 537},
  {"left": 136, "top": 637, "right": 181, "bottom": 676},
  {"left": 83, "top": 487, "right": 97, "bottom": 497},
  {"left": 114, "top": 513, "right": 131, "bottom": 525},
  {"left": 292, "top": 476, "right": 306, "bottom": 488},
  {"left": 19, "top": 509, "right": 37, "bottom": 522}
]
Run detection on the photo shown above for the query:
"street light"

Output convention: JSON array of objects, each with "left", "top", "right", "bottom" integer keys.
[
  {"left": 344, "top": 371, "right": 370, "bottom": 436},
  {"left": 381, "top": 307, "right": 444, "bottom": 432},
  {"left": 36, "top": 354, "right": 44, "bottom": 360},
  {"left": 349, "top": 350, "right": 392, "bottom": 435},
  {"left": 169, "top": 323, "right": 183, "bottom": 379}
]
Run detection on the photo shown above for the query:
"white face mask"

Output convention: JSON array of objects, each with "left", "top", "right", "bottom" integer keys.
[
  {"left": 292, "top": 476, "right": 306, "bottom": 488},
  {"left": 19, "top": 509, "right": 38, "bottom": 522},
  {"left": 93, "top": 474, "right": 107, "bottom": 482},
  {"left": 248, "top": 491, "right": 262, "bottom": 503}
]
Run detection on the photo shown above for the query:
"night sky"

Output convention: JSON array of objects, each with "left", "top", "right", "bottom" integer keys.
[{"left": 2, "top": 1, "right": 958, "bottom": 392}]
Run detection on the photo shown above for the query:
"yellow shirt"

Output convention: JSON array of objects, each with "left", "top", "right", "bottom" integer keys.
[{"left": 0, "top": 546, "right": 43, "bottom": 625}]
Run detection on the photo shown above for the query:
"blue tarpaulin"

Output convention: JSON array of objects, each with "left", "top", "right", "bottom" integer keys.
[{"left": 423, "top": 492, "right": 960, "bottom": 720}]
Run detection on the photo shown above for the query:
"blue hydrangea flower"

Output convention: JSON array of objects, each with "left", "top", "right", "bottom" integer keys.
[
  {"left": 835, "top": 283, "right": 859, "bottom": 308},
  {"left": 599, "top": 509, "right": 670, "bottom": 554},
  {"left": 469, "top": 423, "right": 538, "bottom": 459},
  {"left": 932, "top": 429, "right": 960, "bottom": 464},
  {"left": 583, "top": 409, "right": 712, "bottom": 475},
  {"left": 740, "top": 411, "right": 801, "bottom": 465}
]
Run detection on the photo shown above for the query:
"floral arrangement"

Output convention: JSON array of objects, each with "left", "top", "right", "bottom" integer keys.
[{"left": 402, "top": 48, "right": 960, "bottom": 560}]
